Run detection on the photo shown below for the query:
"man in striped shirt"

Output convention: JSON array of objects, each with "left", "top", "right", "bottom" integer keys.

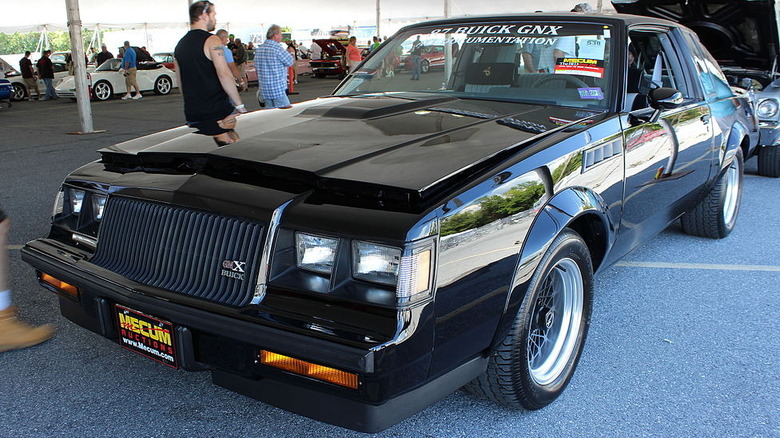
[{"left": 254, "top": 24, "right": 293, "bottom": 109}]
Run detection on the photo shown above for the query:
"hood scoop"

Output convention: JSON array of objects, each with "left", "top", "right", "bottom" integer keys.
[{"left": 299, "top": 95, "right": 458, "bottom": 120}]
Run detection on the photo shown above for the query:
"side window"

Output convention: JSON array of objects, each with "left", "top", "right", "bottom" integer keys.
[
  {"left": 627, "top": 30, "right": 690, "bottom": 99},
  {"left": 682, "top": 31, "right": 719, "bottom": 101}
]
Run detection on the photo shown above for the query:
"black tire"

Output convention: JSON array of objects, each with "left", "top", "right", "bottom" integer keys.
[
  {"left": 681, "top": 148, "right": 743, "bottom": 238},
  {"left": 421, "top": 59, "right": 430, "bottom": 73},
  {"left": 11, "top": 83, "right": 27, "bottom": 101},
  {"left": 757, "top": 146, "right": 780, "bottom": 177},
  {"left": 154, "top": 76, "right": 172, "bottom": 95},
  {"left": 466, "top": 229, "right": 593, "bottom": 409},
  {"left": 92, "top": 81, "right": 113, "bottom": 101}
]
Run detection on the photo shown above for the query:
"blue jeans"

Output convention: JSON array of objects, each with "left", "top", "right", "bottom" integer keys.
[
  {"left": 42, "top": 78, "right": 57, "bottom": 99},
  {"left": 265, "top": 94, "right": 290, "bottom": 109},
  {"left": 411, "top": 55, "right": 421, "bottom": 79}
]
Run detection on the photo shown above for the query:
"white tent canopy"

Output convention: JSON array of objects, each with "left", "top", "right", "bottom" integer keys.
[{"left": 2, "top": 0, "right": 611, "bottom": 36}]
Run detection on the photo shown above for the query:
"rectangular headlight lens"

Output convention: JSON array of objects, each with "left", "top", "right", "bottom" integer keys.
[
  {"left": 92, "top": 194, "right": 107, "bottom": 220},
  {"left": 296, "top": 232, "right": 339, "bottom": 274},
  {"left": 69, "top": 188, "right": 85, "bottom": 214},
  {"left": 352, "top": 241, "right": 401, "bottom": 286}
]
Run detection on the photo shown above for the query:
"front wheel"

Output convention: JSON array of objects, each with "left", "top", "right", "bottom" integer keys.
[
  {"left": 757, "top": 146, "right": 780, "bottom": 177},
  {"left": 681, "top": 148, "right": 743, "bottom": 238},
  {"left": 11, "top": 83, "right": 27, "bottom": 101},
  {"left": 154, "top": 76, "right": 172, "bottom": 95},
  {"left": 466, "top": 229, "right": 593, "bottom": 409}
]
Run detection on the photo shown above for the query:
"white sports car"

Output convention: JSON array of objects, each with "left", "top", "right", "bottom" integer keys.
[
  {"left": 4, "top": 61, "right": 70, "bottom": 101},
  {"left": 55, "top": 58, "right": 177, "bottom": 101}
]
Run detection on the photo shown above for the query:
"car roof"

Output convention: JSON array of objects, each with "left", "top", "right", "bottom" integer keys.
[{"left": 398, "top": 12, "right": 681, "bottom": 32}]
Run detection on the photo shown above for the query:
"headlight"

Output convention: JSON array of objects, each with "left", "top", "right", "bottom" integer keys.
[
  {"left": 352, "top": 241, "right": 401, "bottom": 286},
  {"left": 757, "top": 98, "right": 779, "bottom": 119},
  {"left": 92, "top": 194, "right": 107, "bottom": 220},
  {"left": 51, "top": 185, "right": 109, "bottom": 243},
  {"left": 69, "top": 188, "right": 85, "bottom": 214},
  {"left": 296, "top": 232, "right": 339, "bottom": 274}
]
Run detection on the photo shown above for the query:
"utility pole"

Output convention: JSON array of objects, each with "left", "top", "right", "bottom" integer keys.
[{"left": 65, "top": 0, "right": 96, "bottom": 134}]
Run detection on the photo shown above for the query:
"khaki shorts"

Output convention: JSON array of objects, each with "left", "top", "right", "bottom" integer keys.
[
  {"left": 24, "top": 77, "right": 40, "bottom": 95},
  {"left": 124, "top": 67, "right": 139, "bottom": 91}
]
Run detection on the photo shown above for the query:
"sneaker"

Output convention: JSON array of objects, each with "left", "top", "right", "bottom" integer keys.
[
  {"left": 132, "top": 94, "right": 143, "bottom": 100},
  {"left": 121, "top": 94, "right": 132, "bottom": 100},
  {"left": 28, "top": 97, "right": 34, "bottom": 101}
]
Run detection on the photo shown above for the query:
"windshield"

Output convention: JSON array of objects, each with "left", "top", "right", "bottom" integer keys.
[
  {"left": 336, "top": 20, "right": 614, "bottom": 109},
  {"left": 97, "top": 58, "right": 122, "bottom": 71}
]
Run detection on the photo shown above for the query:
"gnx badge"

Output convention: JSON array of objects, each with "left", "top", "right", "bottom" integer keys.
[{"left": 220, "top": 260, "right": 246, "bottom": 280}]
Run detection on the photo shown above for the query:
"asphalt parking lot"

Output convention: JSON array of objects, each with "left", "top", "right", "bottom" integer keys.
[{"left": 1, "top": 76, "right": 778, "bottom": 437}]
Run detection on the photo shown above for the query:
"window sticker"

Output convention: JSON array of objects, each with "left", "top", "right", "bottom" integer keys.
[
  {"left": 577, "top": 38, "right": 606, "bottom": 60},
  {"left": 577, "top": 87, "right": 605, "bottom": 100},
  {"left": 555, "top": 58, "right": 605, "bottom": 78}
]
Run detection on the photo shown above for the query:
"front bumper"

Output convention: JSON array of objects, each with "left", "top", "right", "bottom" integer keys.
[
  {"left": 759, "top": 121, "right": 780, "bottom": 146},
  {"left": 22, "top": 238, "right": 485, "bottom": 432}
]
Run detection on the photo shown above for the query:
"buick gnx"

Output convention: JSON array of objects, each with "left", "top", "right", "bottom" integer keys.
[{"left": 23, "top": 13, "right": 757, "bottom": 432}]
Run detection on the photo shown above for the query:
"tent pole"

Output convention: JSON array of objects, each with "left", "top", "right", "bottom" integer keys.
[
  {"left": 65, "top": 0, "right": 96, "bottom": 134},
  {"left": 375, "top": 0, "right": 380, "bottom": 40}
]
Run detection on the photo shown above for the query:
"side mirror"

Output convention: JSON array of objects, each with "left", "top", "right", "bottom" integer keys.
[
  {"left": 646, "top": 87, "right": 683, "bottom": 123},
  {"left": 649, "top": 87, "right": 683, "bottom": 110}
]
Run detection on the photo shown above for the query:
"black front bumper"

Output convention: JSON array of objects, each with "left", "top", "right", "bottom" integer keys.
[{"left": 22, "top": 238, "right": 486, "bottom": 432}]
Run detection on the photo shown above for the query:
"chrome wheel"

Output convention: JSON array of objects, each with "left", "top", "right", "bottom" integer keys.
[
  {"left": 722, "top": 158, "right": 740, "bottom": 227},
  {"left": 11, "top": 83, "right": 26, "bottom": 101},
  {"left": 527, "top": 258, "right": 584, "bottom": 386},
  {"left": 155, "top": 76, "right": 172, "bottom": 95},
  {"left": 93, "top": 81, "right": 112, "bottom": 101}
]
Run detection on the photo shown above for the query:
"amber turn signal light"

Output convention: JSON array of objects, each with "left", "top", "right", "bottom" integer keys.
[
  {"left": 40, "top": 273, "right": 79, "bottom": 298},
  {"left": 259, "top": 350, "right": 359, "bottom": 389}
]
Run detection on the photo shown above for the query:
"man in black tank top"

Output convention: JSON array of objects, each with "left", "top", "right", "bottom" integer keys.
[{"left": 174, "top": 1, "right": 247, "bottom": 145}]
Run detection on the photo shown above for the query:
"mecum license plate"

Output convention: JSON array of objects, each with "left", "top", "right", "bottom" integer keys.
[{"left": 115, "top": 305, "right": 178, "bottom": 368}]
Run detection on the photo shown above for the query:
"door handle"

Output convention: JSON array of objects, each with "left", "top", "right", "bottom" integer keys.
[{"left": 700, "top": 114, "right": 711, "bottom": 124}]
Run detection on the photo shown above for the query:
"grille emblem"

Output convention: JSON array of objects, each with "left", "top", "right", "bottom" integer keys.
[{"left": 221, "top": 260, "right": 246, "bottom": 280}]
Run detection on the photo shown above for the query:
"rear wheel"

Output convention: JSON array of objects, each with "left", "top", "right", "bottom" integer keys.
[
  {"left": 681, "top": 149, "right": 743, "bottom": 238},
  {"left": 11, "top": 83, "right": 27, "bottom": 101},
  {"left": 757, "top": 146, "right": 780, "bottom": 177},
  {"left": 154, "top": 76, "right": 172, "bottom": 95},
  {"left": 466, "top": 229, "right": 593, "bottom": 409},
  {"left": 92, "top": 81, "right": 113, "bottom": 101}
]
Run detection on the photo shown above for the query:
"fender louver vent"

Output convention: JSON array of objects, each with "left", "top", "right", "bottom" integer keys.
[
  {"left": 91, "top": 197, "right": 265, "bottom": 307},
  {"left": 583, "top": 139, "right": 623, "bottom": 171}
]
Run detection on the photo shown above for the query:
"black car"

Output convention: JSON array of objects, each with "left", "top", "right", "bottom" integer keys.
[
  {"left": 613, "top": 0, "right": 780, "bottom": 176},
  {"left": 23, "top": 13, "right": 757, "bottom": 432}
]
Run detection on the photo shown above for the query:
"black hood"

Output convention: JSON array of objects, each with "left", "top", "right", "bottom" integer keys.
[
  {"left": 613, "top": 0, "right": 780, "bottom": 71},
  {"left": 99, "top": 95, "right": 601, "bottom": 212}
]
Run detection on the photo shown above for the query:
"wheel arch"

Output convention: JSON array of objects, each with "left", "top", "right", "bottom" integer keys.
[
  {"left": 725, "top": 122, "right": 749, "bottom": 171},
  {"left": 486, "top": 187, "right": 612, "bottom": 352}
]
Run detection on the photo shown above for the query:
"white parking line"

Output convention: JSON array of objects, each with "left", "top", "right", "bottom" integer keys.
[
  {"left": 615, "top": 260, "right": 780, "bottom": 272},
  {"left": 7, "top": 245, "right": 23, "bottom": 250}
]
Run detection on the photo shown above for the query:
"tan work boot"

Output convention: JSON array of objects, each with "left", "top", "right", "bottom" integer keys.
[{"left": 0, "top": 307, "right": 55, "bottom": 352}]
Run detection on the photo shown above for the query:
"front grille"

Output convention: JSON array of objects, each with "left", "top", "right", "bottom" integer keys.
[{"left": 91, "top": 197, "right": 265, "bottom": 307}]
